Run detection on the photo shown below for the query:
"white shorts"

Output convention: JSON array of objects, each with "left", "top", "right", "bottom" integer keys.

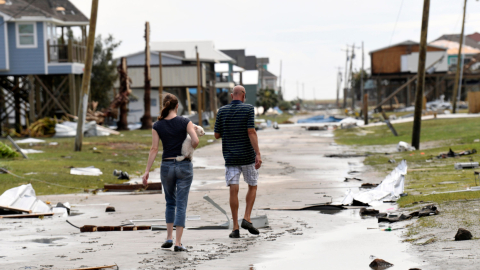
[{"left": 225, "top": 163, "right": 258, "bottom": 187}]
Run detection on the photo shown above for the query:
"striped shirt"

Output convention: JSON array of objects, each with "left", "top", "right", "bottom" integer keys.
[{"left": 214, "top": 100, "right": 256, "bottom": 166}]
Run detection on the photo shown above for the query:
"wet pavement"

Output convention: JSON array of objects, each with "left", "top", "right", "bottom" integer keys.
[{"left": 0, "top": 122, "right": 425, "bottom": 269}]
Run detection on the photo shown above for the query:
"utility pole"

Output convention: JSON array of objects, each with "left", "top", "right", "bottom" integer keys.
[
  {"left": 343, "top": 47, "right": 349, "bottom": 108},
  {"left": 302, "top": 83, "right": 305, "bottom": 101},
  {"left": 196, "top": 46, "right": 203, "bottom": 127},
  {"left": 140, "top": 21, "right": 152, "bottom": 129},
  {"left": 296, "top": 81, "right": 299, "bottom": 99},
  {"left": 361, "top": 41, "right": 365, "bottom": 108},
  {"left": 411, "top": 0, "right": 430, "bottom": 150},
  {"left": 336, "top": 68, "right": 342, "bottom": 108},
  {"left": 279, "top": 60, "right": 282, "bottom": 99},
  {"left": 74, "top": 0, "right": 99, "bottom": 151},
  {"left": 158, "top": 52, "right": 163, "bottom": 113},
  {"left": 452, "top": 0, "right": 467, "bottom": 114},
  {"left": 349, "top": 43, "right": 355, "bottom": 111}
]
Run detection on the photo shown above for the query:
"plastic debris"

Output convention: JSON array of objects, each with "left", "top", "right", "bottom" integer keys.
[
  {"left": 397, "top": 141, "right": 415, "bottom": 152},
  {"left": 70, "top": 166, "right": 103, "bottom": 176},
  {"left": 15, "top": 138, "right": 46, "bottom": 144},
  {"left": 0, "top": 184, "right": 51, "bottom": 214},
  {"left": 342, "top": 160, "right": 407, "bottom": 206}
]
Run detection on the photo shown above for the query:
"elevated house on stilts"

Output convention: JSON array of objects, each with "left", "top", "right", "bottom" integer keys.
[{"left": 0, "top": 0, "right": 88, "bottom": 134}]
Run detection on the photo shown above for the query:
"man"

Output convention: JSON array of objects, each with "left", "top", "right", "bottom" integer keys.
[{"left": 214, "top": 85, "right": 262, "bottom": 238}]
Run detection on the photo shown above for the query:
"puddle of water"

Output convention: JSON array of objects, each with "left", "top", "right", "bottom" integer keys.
[
  {"left": 254, "top": 217, "right": 422, "bottom": 270},
  {"left": 29, "top": 237, "right": 65, "bottom": 244}
]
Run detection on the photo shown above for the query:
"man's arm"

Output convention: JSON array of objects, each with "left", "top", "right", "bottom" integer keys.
[
  {"left": 248, "top": 128, "right": 262, "bottom": 169},
  {"left": 214, "top": 110, "right": 222, "bottom": 139}
]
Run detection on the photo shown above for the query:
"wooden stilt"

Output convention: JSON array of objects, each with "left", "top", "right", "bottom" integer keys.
[{"left": 69, "top": 74, "right": 76, "bottom": 116}]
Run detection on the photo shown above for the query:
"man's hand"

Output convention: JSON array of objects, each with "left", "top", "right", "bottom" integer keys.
[
  {"left": 142, "top": 171, "right": 149, "bottom": 186},
  {"left": 255, "top": 154, "right": 262, "bottom": 170}
]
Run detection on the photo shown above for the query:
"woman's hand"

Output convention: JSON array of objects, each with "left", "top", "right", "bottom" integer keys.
[{"left": 142, "top": 171, "right": 149, "bottom": 186}]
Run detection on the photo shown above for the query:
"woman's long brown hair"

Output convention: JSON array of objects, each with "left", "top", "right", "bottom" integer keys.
[{"left": 158, "top": 93, "right": 179, "bottom": 120}]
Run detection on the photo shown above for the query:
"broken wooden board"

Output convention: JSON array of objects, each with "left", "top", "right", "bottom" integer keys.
[
  {"left": 103, "top": 182, "right": 162, "bottom": 192},
  {"left": 261, "top": 204, "right": 346, "bottom": 211},
  {"left": 0, "top": 205, "right": 33, "bottom": 214},
  {"left": 79, "top": 225, "right": 151, "bottom": 233},
  {"left": 70, "top": 265, "right": 118, "bottom": 270},
  {"left": 0, "top": 213, "right": 53, "bottom": 219}
]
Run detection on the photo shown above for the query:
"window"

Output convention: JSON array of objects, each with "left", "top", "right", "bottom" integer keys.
[{"left": 16, "top": 22, "right": 37, "bottom": 48}]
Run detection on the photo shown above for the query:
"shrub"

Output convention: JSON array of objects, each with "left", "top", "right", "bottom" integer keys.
[{"left": 0, "top": 142, "right": 20, "bottom": 158}]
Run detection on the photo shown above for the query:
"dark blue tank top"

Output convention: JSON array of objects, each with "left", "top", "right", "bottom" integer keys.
[{"left": 153, "top": 116, "right": 191, "bottom": 159}]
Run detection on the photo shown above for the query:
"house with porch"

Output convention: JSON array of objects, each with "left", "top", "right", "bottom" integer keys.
[
  {"left": 115, "top": 40, "right": 236, "bottom": 123},
  {"left": 0, "top": 0, "right": 88, "bottom": 133}
]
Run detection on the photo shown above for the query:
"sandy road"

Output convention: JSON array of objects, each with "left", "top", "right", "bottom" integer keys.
[{"left": 1, "top": 126, "right": 423, "bottom": 269}]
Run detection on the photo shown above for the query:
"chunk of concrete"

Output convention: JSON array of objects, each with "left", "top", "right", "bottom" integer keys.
[
  {"left": 369, "top": 258, "right": 393, "bottom": 270},
  {"left": 454, "top": 228, "right": 472, "bottom": 241}
]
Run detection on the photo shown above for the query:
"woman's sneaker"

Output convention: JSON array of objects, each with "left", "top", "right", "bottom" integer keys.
[
  {"left": 174, "top": 244, "right": 188, "bottom": 252},
  {"left": 161, "top": 239, "right": 173, "bottom": 248}
]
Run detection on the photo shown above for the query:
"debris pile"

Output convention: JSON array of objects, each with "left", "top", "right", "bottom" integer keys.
[
  {"left": 437, "top": 148, "right": 477, "bottom": 159},
  {"left": 377, "top": 204, "right": 439, "bottom": 223},
  {"left": 342, "top": 160, "right": 407, "bottom": 206}
]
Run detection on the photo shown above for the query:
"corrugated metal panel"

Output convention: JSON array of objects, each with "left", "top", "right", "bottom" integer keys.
[{"left": 125, "top": 66, "right": 206, "bottom": 88}]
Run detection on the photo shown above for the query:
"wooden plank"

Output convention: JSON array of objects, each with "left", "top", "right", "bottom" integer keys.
[
  {"left": 0, "top": 213, "right": 53, "bottom": 219},
  {"left": 104, "top": 182, "right": 162, "bottom": 191},
  {"left": 69, "top": 265, "right": 117, "bottom": 270},
  {"left": 0, "top": 205, "right": 32, "bottom": 214}
]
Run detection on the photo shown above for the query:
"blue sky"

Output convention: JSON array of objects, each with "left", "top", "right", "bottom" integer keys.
[{"left": 71, "top": 0, "right": 480, "bottom": 100}]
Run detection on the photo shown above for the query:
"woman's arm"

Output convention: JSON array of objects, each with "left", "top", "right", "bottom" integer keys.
[
  {"left": 142, "top": 129, "right": 160, "bottom": 185},
  {"left": 186, "top": 121, "right": 199, "bottom": 149}
]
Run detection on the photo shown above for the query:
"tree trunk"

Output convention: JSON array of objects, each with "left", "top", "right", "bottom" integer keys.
[
  {"left": 116, "top": 57, "right": 130, "bottom": 130},
  {"left": 141, "top": 21, "right": 152, "bottom": 129}
]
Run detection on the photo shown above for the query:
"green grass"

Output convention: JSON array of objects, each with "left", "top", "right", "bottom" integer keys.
[
  {"left": 335, "top": 118, "right": 480, "bottom": 146},
  {"left": 0, "top": 129, "right": 214, "bottom": 195},
  {"left": 334, "top": 116, "right": 480, "bottom": 207},
  {"left": 361, "top": 143, "right": 480, "bottom": 208}
]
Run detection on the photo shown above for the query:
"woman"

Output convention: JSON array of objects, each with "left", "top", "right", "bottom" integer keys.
[{"left": 142, "top": 93, "right": 199, "bottom": 252}]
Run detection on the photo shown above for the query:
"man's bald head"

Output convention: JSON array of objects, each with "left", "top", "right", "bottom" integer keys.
[
  {"left": 231, "top": 85, "right": 246, "bottom": 102},
  {"left": 232, "top": 85, "right": 246, "bottom": 97}
]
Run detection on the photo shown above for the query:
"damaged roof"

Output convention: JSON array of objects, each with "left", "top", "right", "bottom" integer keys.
[{"left": 0, "top": 0, "right": 89, "bottom": 23}]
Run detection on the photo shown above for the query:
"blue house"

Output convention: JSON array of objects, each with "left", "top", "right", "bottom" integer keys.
[{"left": 0, "top": 0, "right": 89, "bottom": 133}]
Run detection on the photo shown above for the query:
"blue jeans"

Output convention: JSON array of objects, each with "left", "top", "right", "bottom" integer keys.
[{"left": 160, "top": 160, "right": 193, "bottom": 228}]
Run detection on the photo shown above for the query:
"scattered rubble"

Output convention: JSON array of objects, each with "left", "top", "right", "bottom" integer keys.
[
  {"left": 454, "top": 228, "right": 472, "bottom": 241},
  {"left": 369, "top": 258, "right": 393, "bottom": 270},
  {"left": 324, "top": 153, "right": 368, "bottom": 158},
  {"left": 454, "top": 162, "right": 479, "bottom": 170},
  {"left": 378, "top": 204, "right": 439, "bottom": 223},
  {"left": 360, "top": 208, "right": 379, "bottom": 216},
  {"left": 437, "top": 148, "right": 477, "bottom": 159},
  {"left": 397, "top": 141, "right": 415, "bottom": 152}
]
